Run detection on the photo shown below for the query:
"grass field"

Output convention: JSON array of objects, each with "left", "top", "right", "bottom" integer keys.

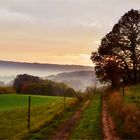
[
  {"left": 70, "top": 94, "right": 102, "bottom": 139},
  {"left": 0, "top": 94, "right": 77, "bottom": 139},
  {"left": 0, "top": 94, "right": 63, "bottom": 111}
]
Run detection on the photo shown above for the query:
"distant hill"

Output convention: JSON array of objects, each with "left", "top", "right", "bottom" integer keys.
[
  {"left": 47, "top": 71, "right": 100, "bottom": 91},
  {"left": 0, "top": 60, "right": 93, "bottom": 70},
  {"left": 0, "top": 60, "right": 93, "bottom": 83}
]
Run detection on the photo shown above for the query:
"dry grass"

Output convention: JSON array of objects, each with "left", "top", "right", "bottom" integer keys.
[{"left": 108, "top": 91, "right": 140, "bottom": 139}]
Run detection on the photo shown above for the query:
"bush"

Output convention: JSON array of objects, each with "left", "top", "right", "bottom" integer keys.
[{"left": 0, "top": 86, "right": 16, "bottom": 94}]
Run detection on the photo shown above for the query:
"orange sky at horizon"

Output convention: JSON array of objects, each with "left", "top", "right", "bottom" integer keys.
[
  {"left": 0, "top": 0, "right": 139, "bottom": 66},
  {"left": 0, "top": 24, "right": 100, "bottom": 66}
]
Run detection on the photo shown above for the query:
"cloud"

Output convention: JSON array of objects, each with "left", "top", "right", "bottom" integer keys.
[
  {"left": 0, "top": 0, "right": 139, "bottom": 30},
  {"left": 0, "top": 7, "right": 37, "bottom": 28}
]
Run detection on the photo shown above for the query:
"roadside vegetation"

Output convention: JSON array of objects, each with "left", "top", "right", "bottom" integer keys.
[
  {"left": 105, "top": 84, "right": 140, "bottom": 139},
  {"left": 70, "top": 93, "right": 102, "bottom": 139}
]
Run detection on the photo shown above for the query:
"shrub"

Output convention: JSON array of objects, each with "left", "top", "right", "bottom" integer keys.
[{"left": 0, "top": 86, "right": 16, "bottom": 94}]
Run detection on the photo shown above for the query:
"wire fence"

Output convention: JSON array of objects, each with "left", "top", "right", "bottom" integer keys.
[{"left": 0, "top": 94, "right": 77, "bottom": 139}]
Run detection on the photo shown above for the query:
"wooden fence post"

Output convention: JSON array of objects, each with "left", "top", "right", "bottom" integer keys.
[
  {"left": 28, "top": 96, "right": 31, "bottom": 132},
  {"left": 64, "top": 89, "right": 66, "bottom": 109}
]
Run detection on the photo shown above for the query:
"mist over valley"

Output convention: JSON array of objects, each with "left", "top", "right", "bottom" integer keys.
[{"left": 0, "top": 60, "right": 95, "bottom": 90}]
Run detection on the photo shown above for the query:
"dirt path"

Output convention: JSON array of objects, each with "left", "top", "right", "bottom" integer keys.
[
  {"left": 102, "top": 99, "right": 121, "bottom": 140},
  {"left": 51, "top": 100, "right": 91, "bottom": 140}
]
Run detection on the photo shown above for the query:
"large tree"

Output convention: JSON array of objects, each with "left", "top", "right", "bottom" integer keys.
[
  {"left": 13, "top": 74, "right": 41, "bottom": 93},
  {"left": 91, "top": 9, "right": 140, "bottom": 87}
]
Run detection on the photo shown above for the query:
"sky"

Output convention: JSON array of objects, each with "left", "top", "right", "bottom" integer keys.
[{"left": 0, "top": 0, "right": 139, "bottom": 66}]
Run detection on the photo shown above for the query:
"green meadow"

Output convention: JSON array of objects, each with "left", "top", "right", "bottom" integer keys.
[
  {"left": 0, "top": 94, "right": 76, "bottom": 139},
  {"left": 0, "top": 94, "right": 63, "bottom": 111}
]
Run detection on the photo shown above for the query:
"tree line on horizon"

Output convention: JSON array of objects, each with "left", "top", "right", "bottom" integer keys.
[
  {"left": 91, "top": 9, "right": 140, "bottom": 88},
  {"left": 0, "top": 74, "right": 76, "bottom": 97}
]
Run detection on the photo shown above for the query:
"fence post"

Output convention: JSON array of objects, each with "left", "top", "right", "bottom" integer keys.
[
  {"left": 28, "top": 96, "right": 31, "bottom": 132},
  {"left": 64, "top": 89, "right": 66, "bottom": 109}
]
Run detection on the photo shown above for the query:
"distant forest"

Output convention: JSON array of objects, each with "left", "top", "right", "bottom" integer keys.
[{"left": 0, "top": 74, "right": 76, "bottom": 97}]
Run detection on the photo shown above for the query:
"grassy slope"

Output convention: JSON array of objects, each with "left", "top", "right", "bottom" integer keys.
[
  {"left": 70, "top": 94, "right": 102, "bottom": 139},
  {"left": 27, "top": 100, "right": 84, "bottom": 140},
  {"left": 123, "top": 84, "right": 140, "bottom": 108},
  {"left": 0, "top": 94, "right": 63, "bottom": 111},
  {"left": 0, "top": 94, "right": 76, "bottom": 139}
]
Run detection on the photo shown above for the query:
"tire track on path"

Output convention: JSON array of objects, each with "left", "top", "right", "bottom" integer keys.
[
  {"left": 102, "top": 98, "right": 121, "bottom": 140},
  {"left": 51, "top": 100, "right": 91, "bottom": 140}
]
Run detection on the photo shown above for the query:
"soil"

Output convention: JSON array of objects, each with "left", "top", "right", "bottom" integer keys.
[
  {"left": 102, "top": 98, "right": 121, "bottom": 140},
  {"left": 50, "top": 100, "right": 91, "bottom": 140},
  {"left": 49, "top": 98, "right": 121, "bottom": 140}
]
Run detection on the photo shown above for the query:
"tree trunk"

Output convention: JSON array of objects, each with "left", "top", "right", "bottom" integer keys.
[
  {"left": 131, "top": 32, "right": 137, "bottom": 85},
  {"left": 131, "top": 48, "right": 137, "bottom": 84}
]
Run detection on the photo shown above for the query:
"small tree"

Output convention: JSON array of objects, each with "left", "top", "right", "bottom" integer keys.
[{"left": 13, "top": 74, "right": 41, "bottom": 93}]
